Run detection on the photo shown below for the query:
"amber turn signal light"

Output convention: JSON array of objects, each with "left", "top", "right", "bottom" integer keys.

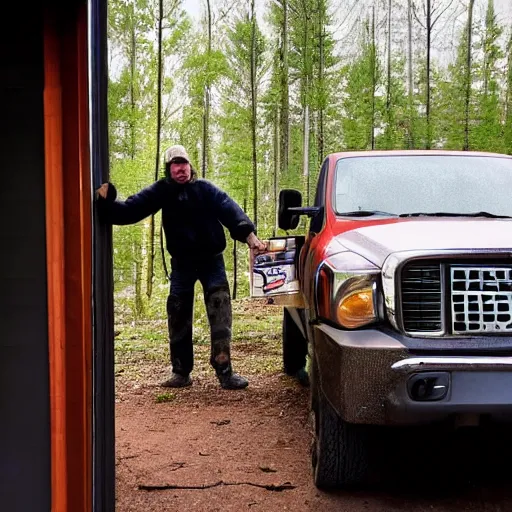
[{"left": 336, "top": 287, "right": 376, "bottom": 328}]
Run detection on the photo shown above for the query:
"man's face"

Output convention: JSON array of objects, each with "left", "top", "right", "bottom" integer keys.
[{"left": 169, "top": 158, "right": 191, "bottom": 184}]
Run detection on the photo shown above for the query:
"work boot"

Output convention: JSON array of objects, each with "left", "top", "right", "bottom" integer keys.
[
  {"left": 160, "top": 373, "right": 192, "bottom": 388},
  {"left": 218, "top": 372, "right": 248, "bottom": 390}
]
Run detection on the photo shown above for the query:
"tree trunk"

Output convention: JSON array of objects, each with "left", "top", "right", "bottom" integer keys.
[
  {"left": 130, "top": 5, "right": 136, "bottom": 159},
  {"left": 386, "top": 0, "right": 392, "bottom": 148},
  {"left": 303, "top": 103, "right": 310, "bottom": 204},
  {"left": 280, "top": 0, "right": 289, "bottom": 176},
  {"left": 426, "top": 0, "right": 432, "bottom": 149},
  {"left": 302, "top": 4, "right": 310, "bottom": 205},
  {"left": 250, "top": 0, "right": 258, "bottom": 230},
  {"left": 317, "top": 0, "right": 325, "bottom": 165},
  {"left": 129, "top": 5, "right": 144, "bottom": 315},
  {"left": 407, "top": 0, "right": 415, "bottom": 148},
  {"left": 482, "top": 0, "right": 496, "bottom": 98},
  {"left": 134, "top": 242, "right": 144, "bottom": 319},
  {"left": 202, "top": 0, "right": 212, "bottom": 178},
  {"left": 483, "top": 1, "right": 489, "bottom": 97},
  {"left": 463, "top": 0, "right": 475, "bottom": 151},
  {"left": 273, "top": 105, "right": 279, "bottom": 237},
  {"left": 370, "top": 8, "right": 376, "bottom": 150},
  {"left": 147, "top": 0, "right": 164, "bottom": 299}
]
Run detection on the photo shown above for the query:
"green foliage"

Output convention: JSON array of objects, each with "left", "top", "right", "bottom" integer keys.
[
  {"left": 439, "top": 26, "right": 471, "bottom": 150},
  {"left": 472, "top": 0, "right": 505, "bottom": 153},
  {"left": 375, "top": 56, "right": 409, "bottom": 150},
  {"left": 108, "top": 0, "right": 192, "bottom": 317},
  {"left": 341, "top": 19, "right": 380, "bottom": 150},
  {"left": 216, "top": 13, "right": 266, "bottom": 224}
]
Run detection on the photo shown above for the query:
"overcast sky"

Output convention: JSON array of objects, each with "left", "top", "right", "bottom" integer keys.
[
  {"left": 180, "top": 0, "right": 511, "bottom": 67},
  {"left": 182, "top": 0, "right": 512, "bottom": 24},
  {"left": 183, "top": 0, "right": 512, "bottom": 30}
]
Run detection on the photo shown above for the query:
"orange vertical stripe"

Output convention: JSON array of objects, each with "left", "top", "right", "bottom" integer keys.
[
  {"left": 43, "top": 12, "right": 68, "bottom": 512},
  {"left": 44, "top": 4, "right": 93, "bottom": 511},
  {"left": 61, "top": 4, "right": 93, "bottom": 509}
]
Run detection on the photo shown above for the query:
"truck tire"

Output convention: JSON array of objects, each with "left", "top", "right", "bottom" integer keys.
[
  {"left": 309, "top": 355, "right": 319, "bottom": 419},
  {"left": 282, "top": 307, "right": 308, "bottom": 375},
  {"left": 311, "top": 389, "right": 371, "bottom": 489}
]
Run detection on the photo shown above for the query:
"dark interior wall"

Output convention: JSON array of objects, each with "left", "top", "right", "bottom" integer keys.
[{"left": 0, "top": 5, "right": 51, "bottom": 510}]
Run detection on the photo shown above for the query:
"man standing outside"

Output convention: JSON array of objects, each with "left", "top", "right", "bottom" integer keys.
[{"left": 97, "top": 145, "right": 266, "bottom": 390}]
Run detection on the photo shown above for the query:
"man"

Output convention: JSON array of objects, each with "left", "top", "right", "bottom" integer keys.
[{"left": 97, "top": 145, "right": 266, "bottom": 390}]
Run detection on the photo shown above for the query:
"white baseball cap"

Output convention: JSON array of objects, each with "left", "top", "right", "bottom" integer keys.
[{"left": 164, "top": 144, "right": 190, "bottom": 164}]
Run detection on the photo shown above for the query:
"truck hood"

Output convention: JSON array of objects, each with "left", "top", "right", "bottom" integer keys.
[{"left": 336, "top": 219, "right": 512, "bottom": 268}]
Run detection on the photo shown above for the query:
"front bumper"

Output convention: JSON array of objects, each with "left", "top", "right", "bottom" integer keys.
[{"left": 313, "top": 324, "right": 512, "bottom": 425}]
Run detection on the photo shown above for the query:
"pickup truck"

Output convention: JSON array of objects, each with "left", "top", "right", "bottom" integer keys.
[{"left": 250, "top": 150, "right": 512, "bottom": 489}]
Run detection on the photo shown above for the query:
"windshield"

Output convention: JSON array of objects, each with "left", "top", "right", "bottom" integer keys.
[{"left": 334, "top": 155, "right": 512, "bottom": 217}]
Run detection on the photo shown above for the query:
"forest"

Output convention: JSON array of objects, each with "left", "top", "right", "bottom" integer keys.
[{"left": 107, "top": 0, "right": 512, "bottom": 320}]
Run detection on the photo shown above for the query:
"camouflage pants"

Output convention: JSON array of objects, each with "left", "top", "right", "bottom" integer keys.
[{"left": 166, "top": 255, "right": 232, "bottom": 377}]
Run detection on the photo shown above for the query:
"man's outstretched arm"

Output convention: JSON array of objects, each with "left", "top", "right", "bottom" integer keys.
[{"left": 96, "top": 181, "right": 164, "bottom": 225}]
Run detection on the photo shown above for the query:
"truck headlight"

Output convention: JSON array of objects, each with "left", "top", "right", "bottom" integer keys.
[{"left": 316, "top": 252, "right": 380, "bottom": 329}]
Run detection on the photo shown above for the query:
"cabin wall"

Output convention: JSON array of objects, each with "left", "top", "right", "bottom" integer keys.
[{"left": 0, "top": 4, "right": 51, "bottom": 510}]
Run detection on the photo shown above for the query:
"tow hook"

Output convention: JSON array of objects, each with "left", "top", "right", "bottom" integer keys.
[{"left": 407, "top": 372, "right": 450, "bottom": 401}]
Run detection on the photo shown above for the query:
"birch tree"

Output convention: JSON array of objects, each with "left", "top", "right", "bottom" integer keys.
[{"left": 413, "top": 0, "right": 455, "bottom": 148}]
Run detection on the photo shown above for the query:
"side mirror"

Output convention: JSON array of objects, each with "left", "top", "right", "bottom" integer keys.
[
  {"left": 278, "top": 189, "right": 302, "bottom": 230},
  {"left": 278, "top": 189, "right": 322, "bottom": 231}
]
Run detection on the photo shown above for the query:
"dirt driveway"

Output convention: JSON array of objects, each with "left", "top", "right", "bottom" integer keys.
[{"left": 115, "top": 300, "right": 512, "bottom": 511}]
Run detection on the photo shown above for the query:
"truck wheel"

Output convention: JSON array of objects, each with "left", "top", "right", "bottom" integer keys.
[
  {"left": 282, "top": 307, "right": 308, "bottom": 376},
  {"left": 311, "top": 390, "right": 371, "bottom": 489}
]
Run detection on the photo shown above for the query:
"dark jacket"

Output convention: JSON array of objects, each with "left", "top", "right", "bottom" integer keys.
[{"left": 98, "top": 175, "right": 255, "bottom": 263}]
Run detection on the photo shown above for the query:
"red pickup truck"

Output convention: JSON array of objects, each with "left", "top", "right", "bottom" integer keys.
[{"left": 251, "top": 150, "right": 512, "bottom": 489}]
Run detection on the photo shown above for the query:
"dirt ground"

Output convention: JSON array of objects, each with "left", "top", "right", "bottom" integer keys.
[{"left": 115, "top": 300, "right": 512, "bottom": 512}]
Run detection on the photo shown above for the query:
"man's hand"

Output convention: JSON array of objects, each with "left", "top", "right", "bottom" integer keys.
[
  {"left": 246, "top": 232, "right": 267, "bottom": 255},
  {"left": 96, "top": 183, "right": 109, "bottom": 199}
]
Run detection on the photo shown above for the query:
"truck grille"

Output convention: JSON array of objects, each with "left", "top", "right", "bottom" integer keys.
[
  {"left": 451, "top": 266, "right": 512, "bottom": 334},
  {"left": 401, "top": 263, "right": 442, "bottom": 333},
  {"left": 400, "top": 262, "right": 512, "bottom": 335}
]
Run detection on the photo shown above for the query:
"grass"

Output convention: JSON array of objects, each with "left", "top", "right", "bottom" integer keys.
[
  {"left": 155, "top": 392, "right": 176, "bottom": 403},
  {"left": 114, "top": 294, "right": 284, "bottom": 385}
]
